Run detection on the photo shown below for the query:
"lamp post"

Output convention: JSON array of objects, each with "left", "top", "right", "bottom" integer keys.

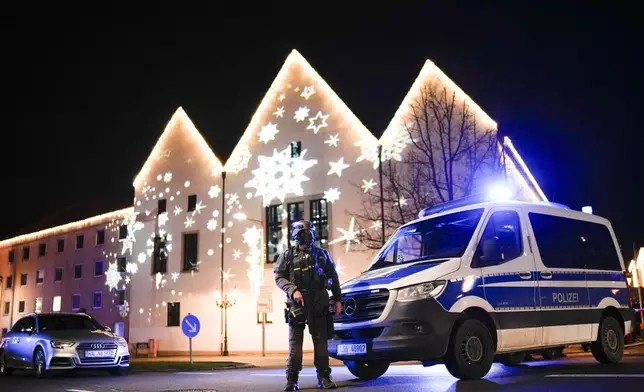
[
  {"left": 214, "top": 289, "right": 237, "bottom": 356},
  {"left": 219, "top": 171, "right": 227, "bottom": 356},
  {"left": 377, "top": 145, "right": 386, "bottom": 246}
]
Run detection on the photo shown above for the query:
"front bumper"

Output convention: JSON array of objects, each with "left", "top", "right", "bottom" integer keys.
[
  {"left": 329, "top": 295, "right": 458, "bottom": 363},
  {"left": 46, "top": 345, "right": 130, "bottom": 370}
]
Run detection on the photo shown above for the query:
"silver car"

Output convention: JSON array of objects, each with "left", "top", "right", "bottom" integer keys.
[{"left": 0, "top": 312, "right": 129, "bottom": 377}]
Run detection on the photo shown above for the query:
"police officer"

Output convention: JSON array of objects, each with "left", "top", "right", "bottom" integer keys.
[{"left": 274, "top": 220, "right": 342, "bottom": 391}]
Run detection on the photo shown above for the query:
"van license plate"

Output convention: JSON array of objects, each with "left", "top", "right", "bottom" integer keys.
[
  {"left": 86, "top": 350, "right": 113, "bottom": 358},
  {"left": 337, "top": 344, "right": 367, "bottom": 355}
]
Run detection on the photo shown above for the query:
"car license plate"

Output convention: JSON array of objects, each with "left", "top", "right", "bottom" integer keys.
[
  {"left": 85, "top": 350, "right": 113, "bottom": 358},
  {"left": 337, "top": 343, "right": 367, "bottom": 355}
]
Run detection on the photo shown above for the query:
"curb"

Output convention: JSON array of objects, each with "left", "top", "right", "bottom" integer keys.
[{"left": 129, "top": 364, "right": 257, "bottom": 373}]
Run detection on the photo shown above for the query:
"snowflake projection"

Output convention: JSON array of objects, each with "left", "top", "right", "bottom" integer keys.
[
  {"left": 381, "top": 124, "right": 414, "bottom": 162},
  {"left": 120, "top": 212, "right": 144, "bottom": 256},
  {"left": 243, "top": 226, "right": 263, "bottom": 295},
  {"left": 208, "top": 185, "right": 221, "bottom": 199},
  {"left": 278, "top": 93, "right": 286, "bottom": 102},
  {"left": 362, "top": 178, "right": 377, "bottom": 192},
  {"left": 163, "top": 172, "right": 173, "bottom": 183},
  {"left": 124, "top": 276, "right": 131, "bottom": 285},
  {"left": 184, "top": 216, "right": 195, "bottom": 228},
  {"left": 155, "top": 272, "right": 166, "bottom": 290},
  {"left": 174, "top": 206, "right": 183, "bottom": 216},
  {"left": 398, "top": 197, "right": 408, "bottom": 207},
  {"left": 273, "top": 106, "right": 285, "bottom": 118},
  {"left": 156, "top": 174, "right": 162, "bottom": 181},
  {"left": 294, "top": 106, "right": 310, "bottom": 122},
  {"left": 192, "top": 200, "right": 206, "bottom": 215},
  {"left": 232, "top": 249, "right": 242, "bottom": 260},
  {"left": 225, "top": 193, "right": 242, "bottom": 214},
  {"left": 301, "top": 85, "right": 316, "bottom": 100},
  {"left": 170, "top": 272, "right": 180, "bottom": 282},
  {"left": 126, "top": 262, "right": 138, "bottom": 274},
  {"left": 306, "top": 111, "right": 329, "bottom": 134},
  {"left": 137, "top": 252, "right": 147, "bottom": 264},
  {"left": 324, "top": 188, "right": 341, "bottom": 204},
  {"left": 222, "top": 268, "right": 235, "bottom": 283},
  {"left": 259, "top": 122, "right": 280, "bottom": 144},
  {"left": 328, "top": 217, "right": 361, "bottom": 253},
  {"left": 207, "top": 219, "right": 218, "bottom": 231},
  {"left": 158, "top": 213, "right": 169, "bottom": 226},
  {"left": 371, "top": 220, "right": 382, "bottom": 230},
  {"left": 325, "top": 134, "right": 339, "bottom": 147},
  {"left": 119, "top": 301, "right": 130, "bottom": 318},
  {"left": 355, "top": 138, "right": 381, "bottom": 169},
  {"left": 328, "top": 157, "right": 350, "bottom": 177},
  {"left": 245, "top": 146, "right": 318, "bottom": 207},
  {"left": 105, "top": 262, "right": 122, "bottom": 291},
  {"left": 228, "top": 144, "right": 253, "bottom": 174}
]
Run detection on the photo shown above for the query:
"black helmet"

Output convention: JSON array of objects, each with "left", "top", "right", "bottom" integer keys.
[{"left": 291, "top": 220, "right": 316, "bottom": 246}]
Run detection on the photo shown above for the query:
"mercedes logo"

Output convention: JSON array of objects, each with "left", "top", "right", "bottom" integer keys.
[
  {"left": 91, "top": 343, "right": 105, "bottom": 349},
  {"left": 344, "top": 298, "right": 357, "bottom": 316}
]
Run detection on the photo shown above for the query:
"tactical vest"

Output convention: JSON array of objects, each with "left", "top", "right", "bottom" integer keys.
[{"left": 286, "top": 246, "right": 330, "bottom": 292}]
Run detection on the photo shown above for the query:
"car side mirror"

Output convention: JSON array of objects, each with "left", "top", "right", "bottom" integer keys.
[
  {"left": 474, "top": 237, "right": 502, "bottom": 267},
  {"left": 104, "top": 326, "right": 112, "bottom": 332}
]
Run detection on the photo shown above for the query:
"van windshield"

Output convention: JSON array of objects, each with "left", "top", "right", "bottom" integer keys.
[{"left": 367, "top": 208, "right": 485, "bottom": 271}]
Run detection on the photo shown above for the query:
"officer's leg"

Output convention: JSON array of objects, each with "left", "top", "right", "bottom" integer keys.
[
  {"left": 286, "top": 322, "right": 305, "bottom": 389},
  {"left": 310, "top": 314, "right": 336, "bottom": 388}
]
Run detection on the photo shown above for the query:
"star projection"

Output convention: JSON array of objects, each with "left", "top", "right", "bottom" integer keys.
[
  {"left": 328, "top": 157, "right": 350, "bottom": 177},
  {"left": 325, "top": 134, "right": 339, "bottom": 147},
  {"left": 306, "top": 111, "right": 329, "bottom": 134},
  {"left": 328, "top": 217, "right": 360, "bottom": 253},
  {"left": 300, "top": 85, "right": 316, "bottom": 100},
  {"left": 324, "top": 188, "right": 341, "bottom": 204},
  {"left": 294, "top": 106, "right": 310, "bottom": 122},
  {"left": 245, "top": 146, "right": 318, "bottom": 207},
  {"left": 362, "top": 178, "right": 377, "bottom": 192}
]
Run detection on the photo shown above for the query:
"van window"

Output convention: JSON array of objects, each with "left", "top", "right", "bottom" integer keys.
[
  {"left": 473, "top": 210, "right": 522, "bottom": 267},
  {"left": 368, "top": 208, "right": 484, "bottom": 270},
  {"left": 529, "top": 213, "right": 621, "bottom": 271}
]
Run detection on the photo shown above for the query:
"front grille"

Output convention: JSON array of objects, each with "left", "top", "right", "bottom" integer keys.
[
  {"left": 334, "top": 289, "right": 389, "bottom": 323},
  {"left": 76, "top": 342, "right": 117, "bottom": 365},
  {"left": 50, "top": 357, "right": 73, "bottom": 367},
  {"left": 335, "top": 327, "right": 384, "bottom": 339}
]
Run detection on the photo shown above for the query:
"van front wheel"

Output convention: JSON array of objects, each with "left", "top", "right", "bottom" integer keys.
[
  {"left": 344, "top": 360, "right": 390, "bottom": 380},
  {"left": 591, "top": 316, "right": 624, "bottom": 364},
  {"left": 444, "top": 319, "right": 494, "bottom": 380}
]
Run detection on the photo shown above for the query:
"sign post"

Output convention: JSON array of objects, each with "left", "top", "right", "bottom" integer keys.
[
  {"left": 257, "top": 286, "right": 273, "bottom": 357},
  {"left": 181, "top": 313, "right": 201, "bottom": 364}
]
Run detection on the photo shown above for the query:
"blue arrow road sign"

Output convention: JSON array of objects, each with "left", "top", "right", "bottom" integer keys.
[{"left": 181, "top": 314, "right": 200, "bottom": 338}]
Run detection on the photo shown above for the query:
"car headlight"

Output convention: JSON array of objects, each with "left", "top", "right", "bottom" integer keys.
[
  {"left": 116, "top": 338, "right": 128, "bottom": 348},
  {"left": 396, "top": 281, "right": 446, "bottom": 302},
  {"left": 51, "top": 340, "right": 75, "bottom": 349}
]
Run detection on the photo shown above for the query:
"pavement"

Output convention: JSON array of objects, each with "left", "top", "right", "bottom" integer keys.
[{"left": 1, "top": 343, "right": 643, "bottom": 392}]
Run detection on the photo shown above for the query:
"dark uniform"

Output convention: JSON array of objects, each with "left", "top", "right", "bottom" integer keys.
[{"left": 274, "top": 221, "right": 342, "bottom": 391}]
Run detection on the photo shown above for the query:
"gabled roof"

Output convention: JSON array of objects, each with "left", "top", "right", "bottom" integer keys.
[
  {"left": 133, "top": 107, "right": 224, "bottom": 188},
  {"left": 503, "top": 136, "right": 548, "bottom": 201}
]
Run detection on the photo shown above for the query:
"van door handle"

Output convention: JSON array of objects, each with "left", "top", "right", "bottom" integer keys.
[
  {"left": 540, "top": 271, "right": 553, "bottom": 280},
  {"left": 519, "top": 272, "right": 532, "bottom": 279}
]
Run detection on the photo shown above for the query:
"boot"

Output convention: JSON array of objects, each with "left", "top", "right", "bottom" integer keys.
[
  {"left": 317, "top": 374, "right": 337, "bottom": 389},
  {"left": 284, "top": 371, "right": 299, "bottom": 391}
]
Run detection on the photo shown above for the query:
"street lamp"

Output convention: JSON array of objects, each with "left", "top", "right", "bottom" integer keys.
[{"left": 213, "top": 289, "right": 237, "bottom": 356}]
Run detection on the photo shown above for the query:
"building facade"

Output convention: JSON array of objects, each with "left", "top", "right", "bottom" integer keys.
[{"left": 0, "top": 50, "right": 545, "bottom": 355}]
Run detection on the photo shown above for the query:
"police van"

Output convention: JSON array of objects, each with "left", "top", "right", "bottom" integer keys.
[{"left": 328, "top": 192, "right": 635, "bottom": 380}]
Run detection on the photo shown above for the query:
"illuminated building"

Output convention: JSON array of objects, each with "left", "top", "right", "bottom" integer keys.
[{"left": 0, "top": 50, "right": 545, "bottom": 353}]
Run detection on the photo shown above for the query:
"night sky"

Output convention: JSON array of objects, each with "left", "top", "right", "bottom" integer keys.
[{"left": 3, "top": 5, "right": 643, "bottom": 259}]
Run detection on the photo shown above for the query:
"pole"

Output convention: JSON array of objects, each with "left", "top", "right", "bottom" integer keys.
[
  {"left": 262, "top": 314, "right": 266, "bottom": 357},
  {"left": 220, "top": 171, "right": 227, "bottom": 356},
  {"left": 189, "top": 337, "right": 193, "bottom": 364},
  {"left": 377, "top": 145, "right": 386, "bottom": 246},
  {"left": 223, "top": 305, "right": 229, "bottom": 356},
  {"left": 8, "top": 251, "right": 17, "bottom": 327}
]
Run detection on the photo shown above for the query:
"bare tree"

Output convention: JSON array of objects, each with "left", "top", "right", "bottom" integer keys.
[{"left": 354, "top": 80, "right": 503, "bottom": 250}]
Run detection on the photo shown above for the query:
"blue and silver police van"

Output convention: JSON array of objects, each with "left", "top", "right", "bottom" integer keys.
[{"left": 329, "top": 192, "right": 635, "bottom": 380}]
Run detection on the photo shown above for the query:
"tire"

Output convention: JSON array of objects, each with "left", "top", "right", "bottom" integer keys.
[
  {"left": 33, "top": 347, "right": 49, "bottom": 379},
  {"left": 542, "top": 347, "right": 563, "bottom": 359},
  {"left": 497, "top": 351, "right": 525, "bottom": 366},
  {"left": 0, "top": 352, "right": 14, "bottom": 376},
  {"left": 443, "top": 319, "right": 494, "bottom": 380},
  {"left": 582, "top": 344, "right": 590, "bottom": 352},
  {"left": 108, "top": 366, "right": 128, "bottom": 376},
  {"left": 591, "top": 316, "right": 624, "bottom": 364},
  {"left": 343, "top": 360, "right": 389, "bottom": 380}
]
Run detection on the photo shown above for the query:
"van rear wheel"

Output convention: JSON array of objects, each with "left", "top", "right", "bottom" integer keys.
[
  {"left": 343, "top": 360, "right": 389, "bottom": 380},
  {"left": 591, "top": 316, "right": 624, "bottom": 364},
  {"left": 443, "top": 319, "right": 494, "bottom": 380}
]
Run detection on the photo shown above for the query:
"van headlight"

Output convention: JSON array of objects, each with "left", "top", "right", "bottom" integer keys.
[
  {"left": 396, "top": 281, "right": 446, "bottom": 302},
  {"left": 51, "top": 340, "right": 75, "bottom": 349}
]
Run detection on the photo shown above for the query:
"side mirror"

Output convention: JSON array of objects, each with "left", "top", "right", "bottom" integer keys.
[
  {"left": 474, "top": 237, "right": 502, "bottom": 267},
  {"left": 104, "top": 326, "right": 112, "bottom": 332}
]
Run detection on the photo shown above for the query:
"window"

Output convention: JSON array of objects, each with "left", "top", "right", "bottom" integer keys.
[
  {"left": 152, "top": 236, "right": 168, "bottom": 274},
  {"left": 11, "top": 316, "right": 35, "bottom": 333},
  {"left": 95, "top": 260, "right": 104, "bottom": 277},
  {"left": 167, "top": 302, "right": 180, "bottom": 326},
  {"left": 72, "top": 294, "right": 81, "bottom": 311},
  {"left": 257, "top": 312, "right": 274, "bottom": 324},
  {"left": 182, "top": 233, "right": 199, "bottom": 272},
  {"left": 96, "top": 230, "right": 105, "bottom": 245},
  {"left": 119, "top": 225, "right": 128, "bottom": 240},
  {"left": 290, "top": 141, "right": 302, "bottom": 158},
  {"left": 8, "top": 249, "right": 14, "bottom": 263},
  {"left": 158, "top": 199, "right": 167, "bottom": 214},
  {"left": 1, "top": 328, "right": 6, "bottom": 337},
  {"left": 20, "top": 273, "right": 27, "bottom": 286},
  {"left": 76, "top": 234, "right": 84, "bottom": 249},
  {"left": 54, "top": 267, "right": 63, "bottom": 282},
  {"left": 53, "top": 295, "right": 62, "bottom": 312},
  {"left": 473, "top": 211, "right": 523, "bottom": 268},
  {"left": 266, "top": 204, "right": 284, "bottom": 264},
  {"left": 36, "top": 269, "right": 45, "bottom": 284},
  {"left": 117, "top": 290, "right": 126, "bottom": 306},
  {"left": 93, "top": 292, "right": 102, "bottom": 309},
  {"left": 117, "top": 256, "right": 126, "bottom": 273},
  {"left": 187, "top": 195, "right": 197, "bottom": 212},
  {"left": 370, "top": 209, "right": 485, "bottom": 271},
  {"left": 74, "top": 264, "right": 82, "bottom": 279},
  {"left": 529, "top": 213, "right": 621, "bottom": 271},
  {"left": 287, "top": 202, "right": 305, "bottom": 229},
  {"left": 18, "top": 300, "right": 25, "bottom": 313},
  {"left": 3, "top": 302, "right": 9, "bottom": 315},
  {"left": 22, "top": 246, "right": 30, "bottom": 261},
  {"left": 35, "top": 297, "right": 42, "bottom": 313},
  {"left": 38, "top": 243, "right": 46, "bottom": 257},
  {"left": 6, "top": 276, "right": 12, "bottom": 289},
  {"left": 57, "top": 238, "right": 65, "bottom": 253},
  {"left": 310, "top": 199, "right": 329, "bottom": 249}
]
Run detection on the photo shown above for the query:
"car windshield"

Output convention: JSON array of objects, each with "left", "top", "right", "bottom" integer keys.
[
  {"left": 368, "top": 208, "right": 485, "bottom": 271},
  {"left": 38, "top": 314, "right": 104, "bottom": 332}
]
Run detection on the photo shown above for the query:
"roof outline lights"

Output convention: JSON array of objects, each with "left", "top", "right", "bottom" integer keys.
[{"left": 503, "top": 136, "right": 548, "bottom": 202}]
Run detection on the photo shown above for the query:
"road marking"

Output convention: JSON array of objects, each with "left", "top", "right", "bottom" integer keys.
[
  {"left": 250, "top": 373, "right": 316, "bottom": 377},
  {"left": 174, "top": 372, "right": 229, "bottom": 375},
  {"left": 67, "top": 389, "right": 97, "bottom": 392},
  {"left": 546, "top": 374, "right": 644, "bottom": 378}
]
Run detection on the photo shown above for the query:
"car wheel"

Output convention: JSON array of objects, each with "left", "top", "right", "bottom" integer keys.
[
  {"left": 0, "top": 352, "right": 14, "bottom": 376},
  {"left": 443, "top": 318, "right": 494, "bottom": 380},
  {"left": 108, "top": 366, "right": 128, "bottom": 376},
  {"left": 591, "top": 316, "right": 624, "bottom": 364},
  {"left": 33, "top": 347, "right": 49, "bottom": 378},
  {"left": 542, "top": 347, "right": 563, "bottom": 359},
  {"left": 343, "top": 360, "right": 389, "bottom": 380},
  {"left": 497, "top": 351, "right": 526, "bottom": 366}
]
